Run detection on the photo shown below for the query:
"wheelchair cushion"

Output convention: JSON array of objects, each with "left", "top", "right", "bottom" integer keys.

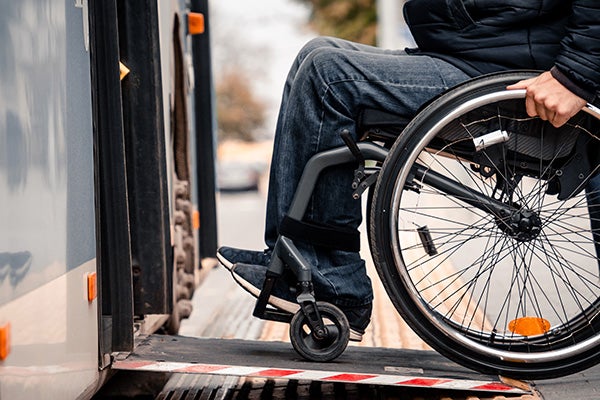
[{"left": 358, "top": 109, "right": 411, "bottom": 143}]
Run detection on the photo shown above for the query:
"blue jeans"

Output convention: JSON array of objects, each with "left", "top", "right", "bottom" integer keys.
[{"left": 264, "top": 37, "right": 471, "bottom": 307}]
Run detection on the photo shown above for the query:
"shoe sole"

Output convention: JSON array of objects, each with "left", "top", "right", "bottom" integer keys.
[
  {"left": 216, "top": 251, "right": 234, "bottom": 271},
  {"left": 231, "top": 269, "right": 363, "bottom": 342},
  {"left": 231, "top": 269, "right": 300, "bottom": 313}
]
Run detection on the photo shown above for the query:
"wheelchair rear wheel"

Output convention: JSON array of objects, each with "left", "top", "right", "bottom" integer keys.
[{"left": 370, "top": 71, "right": 600, "bottom": 379}]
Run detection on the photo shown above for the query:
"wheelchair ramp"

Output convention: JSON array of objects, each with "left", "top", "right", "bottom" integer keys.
[{"left": 112, "top": 335, "right": 535, "bottom": 397}]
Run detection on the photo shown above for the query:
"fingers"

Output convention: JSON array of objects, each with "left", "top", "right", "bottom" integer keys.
[
  {"left": 506, "top": 72, "right": 586, "bottom": 128},
  {"left": 507, "top": 77, "right": 541, "bottom": 119},
  {"left": 549, "top": 111, "right": 571, "bottom": 128},
  {"left": 506, "top": 77, "right": 535, "bottom": 90},
  {"left": 524, "top": 92, "right": 542, "bottom": 120},
  {"left": 527, "top": 92, "right": 573, "bottom": 127}
]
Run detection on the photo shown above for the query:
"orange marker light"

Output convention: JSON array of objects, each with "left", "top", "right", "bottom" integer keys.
[
  {"left": 0, "top": 323, "right": 11, "bottom": 361},
  {"left": 87, "top": 272, "right": 97, "bottom": 302},
  {"left": 119, "top": 62, "right": 130, "bottom": 80},
  {"left": 508, "top": 317, "right": 550, "bottom": 336},
  {"left": 193, "top": 210, "right": 200, "bottom": 230},
  {"left": 188, "top": 12, "right": 205, "bottom": 35}
]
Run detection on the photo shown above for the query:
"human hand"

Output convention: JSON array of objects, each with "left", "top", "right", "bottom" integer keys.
[{"left": 506, "top": 71, "right": 587, "bottom": 128}]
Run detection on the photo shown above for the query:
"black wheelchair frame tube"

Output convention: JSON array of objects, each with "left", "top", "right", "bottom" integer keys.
[
  {"left": 411, "top": 162, "right": 518, "bottom": 217},
  {"left": 273, "top": 142, "right": 388, "bottom": 276},
  {"left": 286, "top": 142, "right": 389, "bottom": 220},
  {"left": 273, "top": 142, "right": 389, "bottom": 279}
]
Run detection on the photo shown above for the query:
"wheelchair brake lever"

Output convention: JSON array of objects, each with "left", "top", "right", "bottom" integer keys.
[
  {"left": 340, "top": 130, "right": 368, "bottom": 191},
  {"left": 352, "top": 170, "right": 379, "bottom": 199},
  {"left": 340, "top": 129, "right": 364, "bottom": 163}
]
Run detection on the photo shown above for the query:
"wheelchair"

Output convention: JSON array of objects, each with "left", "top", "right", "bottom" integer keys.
[{"left": 250, "top": 71, "right": 600, "bottom": 379}]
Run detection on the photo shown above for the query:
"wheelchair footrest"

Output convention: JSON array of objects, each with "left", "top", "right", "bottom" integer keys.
[{"left": 257, "top": 308, "right": 293, "bottom": 323}]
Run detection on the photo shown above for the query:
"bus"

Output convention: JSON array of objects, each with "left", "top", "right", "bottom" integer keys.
[{"left": 0, "top": 0, "right": 217, "bottom": 398}]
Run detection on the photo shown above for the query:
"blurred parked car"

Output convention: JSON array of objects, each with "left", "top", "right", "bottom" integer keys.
[{"left": 216, "top": 161, "right": 263, "bottom": 192}]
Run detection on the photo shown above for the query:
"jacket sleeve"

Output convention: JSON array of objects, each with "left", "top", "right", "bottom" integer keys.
[{"left": 553, "top": 0, "right": 600, "bottom": 99}]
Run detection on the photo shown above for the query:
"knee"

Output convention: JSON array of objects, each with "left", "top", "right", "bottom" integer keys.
[
  {"left": 296, "top": 36, "right": 342, "bottom": 66},
  {"left": 292, "top": 41, "right": 356, "bottom": 94},
  {"left": 299, "top": 46, "right": 350, "bottom": 81}
]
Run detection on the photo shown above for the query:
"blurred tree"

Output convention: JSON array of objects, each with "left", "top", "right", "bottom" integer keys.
[
  {"left": 298, "top": 0, "right": 377, "bottom": 45},
  {"left": 215, "top": 70, "right": 266, "bottom": 142}
]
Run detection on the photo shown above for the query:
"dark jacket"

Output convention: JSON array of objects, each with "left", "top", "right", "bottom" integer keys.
[{"left": 403, "top": 0, "right": 600, "bottom": 100}]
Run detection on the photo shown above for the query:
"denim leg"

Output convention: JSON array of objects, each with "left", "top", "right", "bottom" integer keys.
[
  {"left": 265, "top": 37, "right": 471, "bottom": 307},
  {"left": 266, "top": 37, "right": 411, "bottom": 246}
]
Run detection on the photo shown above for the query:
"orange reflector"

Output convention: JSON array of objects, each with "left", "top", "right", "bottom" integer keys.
[
  {"left": 87, "top": 272, "right": 97, "bottom": 302},
  {"left": 188, "top": 12, "right": 205, "bottom": 35},
  {"left": 508, "top": 317, "right": 550, "bottom": 336},
  {"left": 119, "top": 62, "right": 130, "bottom": 80},
  {"left": 0, "top": 323, "right": 10, "bottom": 361},
  {"left": 192, "top": 210, "right": 200, "bottom": 230}
]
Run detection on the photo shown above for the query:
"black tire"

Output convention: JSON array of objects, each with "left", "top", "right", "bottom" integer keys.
[
  {"left": 370, "top": 71, "right": 600, "bottom": 379},
  {"left": 290, "top": 302, "right": 350, "bottom": 362}
]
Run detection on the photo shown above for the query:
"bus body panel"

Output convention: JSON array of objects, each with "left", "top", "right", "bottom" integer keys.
[
  {"left": 0, "top": 262, "right": 99, "bottom": 399},
  {"left": 0, "top": 0, "right": 99, "bottom": 398},
  {"left": 0, "top": 0, "right": 216, "bottom": 397},
  {"left": 0, "top": 0, "right": 96, "bottom": 305}
]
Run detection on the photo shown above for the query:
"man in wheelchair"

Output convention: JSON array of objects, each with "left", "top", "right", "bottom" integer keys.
[{"left": 217, "top": 0, "right": 600, "bottom": 348}]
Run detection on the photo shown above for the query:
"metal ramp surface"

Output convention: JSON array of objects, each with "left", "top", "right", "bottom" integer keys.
[{"left": 112, "top": 334, "right": 534, "bottom": 397}]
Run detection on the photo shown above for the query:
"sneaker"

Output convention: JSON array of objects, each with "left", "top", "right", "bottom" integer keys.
[
  {"left": 231, "top": 262, "right": 299, "bottom": 312},
  {"left": 231, "top": 262, "right": 371, "bottom": 341},
  {"left": 217, "top": 246, "right": 271, "bottom": 270}
]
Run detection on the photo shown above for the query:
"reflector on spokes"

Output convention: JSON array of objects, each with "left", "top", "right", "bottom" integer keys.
[{"left": 508, "top": 317, "right": 551, "bottom": 336}]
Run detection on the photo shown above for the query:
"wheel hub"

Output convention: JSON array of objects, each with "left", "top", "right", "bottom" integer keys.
[{"left": 496, "top": 208, "right": 542, "bottom": 242}]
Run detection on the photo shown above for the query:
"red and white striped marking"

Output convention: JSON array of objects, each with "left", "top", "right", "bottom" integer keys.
[{"left": 112, "top": 360, "right": 528, "bottom": 393}]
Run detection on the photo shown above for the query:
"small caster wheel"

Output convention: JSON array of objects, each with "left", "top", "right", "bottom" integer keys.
[{"left": 289, "top": 302, "right": 350, "bottom": 362}]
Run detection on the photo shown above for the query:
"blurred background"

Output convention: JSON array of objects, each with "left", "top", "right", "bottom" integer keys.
[{"left": 212, "top": 0, "right": 413, "bottom": 198}]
